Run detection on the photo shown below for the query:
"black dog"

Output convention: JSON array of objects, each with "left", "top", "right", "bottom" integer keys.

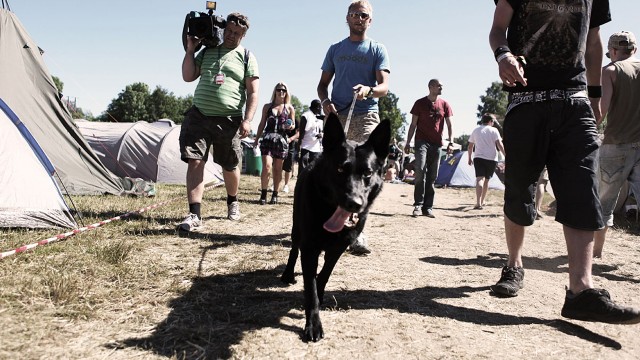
[{"left": 281, "top": 113, "right": 390, "bottom": 341}]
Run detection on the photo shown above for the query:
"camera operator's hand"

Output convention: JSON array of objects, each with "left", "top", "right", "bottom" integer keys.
[
  {"left": 239, "top": 120, "right": 251, "bottom": 139},
  {"left": 185, "top": 35, "right": 202, "bottom": 54}
]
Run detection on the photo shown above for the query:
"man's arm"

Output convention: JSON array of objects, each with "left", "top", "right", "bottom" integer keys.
[
  {"left": 404, "top": 114, "right": 418, "bottom": 154},
  {"left": 317, "top": 70, "right": 336, "bottom": 115},
  {"left": 445, "top": 116, "right": 453, "bottom": 142},
  {"left": 585, "top": 26, "right": 604, "bottom": 123},
  {"left": 600, "top": 64, "right": 616, "bottom": 126},
  {"left": 495, "top": 139, "right": 506, "bottom": 158},
  {"left": 240, "top": 76, "right": 259, "bottom": 139},
  {"left": 354, "top": 69, "right": 390, "bottom": 100},
  {"left": 182, "top": 36, "right": 201, "bottom": 82},
  {"left": 489, "top": 0, "right": 527, "bottom": 87},
  {"left": 468, "top": 142, "right": 475, "bottom": 165}
]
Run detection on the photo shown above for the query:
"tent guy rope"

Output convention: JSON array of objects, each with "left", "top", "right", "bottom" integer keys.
[{"left": 0, "top": 183, "right": 222, "bottom": 260}]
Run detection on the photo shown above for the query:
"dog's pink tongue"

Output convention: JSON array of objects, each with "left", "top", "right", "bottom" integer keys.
[{"left": 323, "top": 207, "right": 353, "bottom": 233}]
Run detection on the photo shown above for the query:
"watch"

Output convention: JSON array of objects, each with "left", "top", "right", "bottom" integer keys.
[{"left": 366, "top": 87, "right": 374, "bottom": 98}]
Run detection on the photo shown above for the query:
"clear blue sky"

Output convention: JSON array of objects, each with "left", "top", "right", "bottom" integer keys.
[{"left": 9, "top": 0, "right": 640, "bottom": 138}]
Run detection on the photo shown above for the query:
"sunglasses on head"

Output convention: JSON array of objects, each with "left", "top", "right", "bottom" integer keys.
[
  {"left": 227, "top": 15, "right": 247, "bottom": 27},
  {"left": 348, "top": 12, "right": 370, "bottom": 20}
]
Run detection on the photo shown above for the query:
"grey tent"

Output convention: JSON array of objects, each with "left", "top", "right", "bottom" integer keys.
[
  {"left": 0, "top": 8, "right": 128, "bottom": 195},
  {"left": 77, "top": 120, "right": 224, "bottom": 185}
]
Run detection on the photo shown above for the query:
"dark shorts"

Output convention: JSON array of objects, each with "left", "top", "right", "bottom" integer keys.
[
  {"left": 283, "top": 140, "right": 297, "bottom": 172},
  {"left": 259, "top": 132, "right": 289, "bottom": 159},
  {"left": 179, "top": 106, "right": 242, "bottom": 171},
  {"left": 473, "top": 158, "right": 497, "bottom": 179},
  {"left": 502, "top": 97, "right": 603, "bottom": 230}
]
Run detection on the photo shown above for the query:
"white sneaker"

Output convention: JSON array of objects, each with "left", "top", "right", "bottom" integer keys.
[
  {"left": 283, "top": 184, "right": 290, "bottom": 193},
  {"left": 412, "top": 205, "right": 422, "bottom": 217},
  {"left": 178, "top": 213, "right": 202, "bottom": 232},
  {"left": 348, "top": 233, "right": 371, "bottom": 255},
  {"left": 227, "top": 201, "right": 241, "bottom": 221}
]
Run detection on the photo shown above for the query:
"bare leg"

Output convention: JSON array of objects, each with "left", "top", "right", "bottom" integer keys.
[
  {"left": 260, "top": 155, "right": 273, "bottom": 190},
  {"left": 273, "top": 158, "right": 285, "bottom": 191},
  {"left": 223, "top": 166, "right": 240, "bottom": 197},
  {"left": 505, "top": 217, "right": 525, "bottom": 267},
  {"left": 187, "top": 159, "right": 206, "bottom": 203},
  {"left": 480, "top": 177, "right": 490, "bottom": 206},
  {"left": 593, "top": 227, "right": 608, "bottom": 258},
  {"left": 474, "top": 177, "right": 483, "bottom": 207},
  {"left": 564, "top": 226, "right": 594, "bottom": 293}
]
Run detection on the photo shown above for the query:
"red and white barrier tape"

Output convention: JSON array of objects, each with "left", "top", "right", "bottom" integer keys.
[{"left": 1, "top": 182, "right": 222, "bottom": 260}]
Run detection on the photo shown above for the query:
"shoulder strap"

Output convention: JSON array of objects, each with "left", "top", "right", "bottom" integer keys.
[{"left": 244, "top": 48, "right": 251, "bottom": 73}]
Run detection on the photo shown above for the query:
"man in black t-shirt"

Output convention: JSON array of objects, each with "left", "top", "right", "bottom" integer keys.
[{"left": 489, "top": 0, "right": 640, "bottom": 324}]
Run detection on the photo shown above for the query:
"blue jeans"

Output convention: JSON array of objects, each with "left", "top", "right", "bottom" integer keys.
[
  {"left": 413, "top": 140, "right": 441, "bottom": 209},
  {"left": 598, "top": 143, "right": 640, "bottom": 226}
]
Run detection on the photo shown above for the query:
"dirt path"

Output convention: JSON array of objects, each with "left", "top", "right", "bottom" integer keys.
[{"left": 2, "top": 179, "right": 640, "bottom": 359}]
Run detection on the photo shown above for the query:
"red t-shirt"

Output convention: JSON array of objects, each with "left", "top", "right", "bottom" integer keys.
[{"left": 410, "top": 96, "right": 453, "bottom": 146}]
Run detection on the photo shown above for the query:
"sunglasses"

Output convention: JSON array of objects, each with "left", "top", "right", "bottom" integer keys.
[
  {"left": 227, "top": 15, "right": 248, "bottom": 27},
  {"left": 348, "top": 12, "right": 370, "bottom": 20},
  {"left": 276, "top": 88, "right": 287, "bottom": 93}
]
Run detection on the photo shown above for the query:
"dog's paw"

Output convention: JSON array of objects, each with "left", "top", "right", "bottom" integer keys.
[
  {"left": 304, "top": 318, "right": 324, "bottom": 342},
  {"left": 280, "top": 273, "right": 297, "bottom": 285}
]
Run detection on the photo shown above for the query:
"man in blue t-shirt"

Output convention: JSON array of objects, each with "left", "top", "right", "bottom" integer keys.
[
  {"left": 490, "top": 0, "right": 640, "bottom": 324},
  {"left": 317, "top": 0, "right": 391, "bottom": 255}
]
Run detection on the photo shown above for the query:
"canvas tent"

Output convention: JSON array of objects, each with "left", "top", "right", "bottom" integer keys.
[
  {"left": 76, "top": 120, "right": 224, "bottom": 185},
  {"left": 0, "top": 98, "right": 76, "bottom": 228},
  {"left": 436, "top": 151, "right": 505, "bottom": 190},
  {"left": 0, "top": 8, "right": 130, "bottom": 195}
]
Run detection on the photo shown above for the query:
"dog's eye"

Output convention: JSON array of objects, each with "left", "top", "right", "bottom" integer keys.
[
  {"left": 337, "top": 166, "right": 344, "bottom": 173},
  {"left": 363, "top": 169, "right": 373, "bottom": 178}
]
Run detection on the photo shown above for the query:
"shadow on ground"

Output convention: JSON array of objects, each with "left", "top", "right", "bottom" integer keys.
[{"left": 114, "top": 258, "right": 622, "bottom": 358}]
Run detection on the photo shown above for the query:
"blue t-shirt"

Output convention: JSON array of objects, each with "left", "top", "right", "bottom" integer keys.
[{"left": 321, "top": 38, "right": 390, "bottom": 114}]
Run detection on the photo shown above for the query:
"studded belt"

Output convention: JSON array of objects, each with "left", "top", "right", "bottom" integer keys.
[{"left": 507, "top": 89, "right": 587, "bottom": 114}]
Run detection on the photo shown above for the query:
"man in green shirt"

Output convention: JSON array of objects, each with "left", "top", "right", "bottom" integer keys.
[{"left": 179, "top": 12, "right": 259, "bottom": 231}]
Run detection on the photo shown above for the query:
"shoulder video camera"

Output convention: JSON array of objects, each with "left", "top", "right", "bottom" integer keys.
[{"left": 182, "top": 1, "right": 226, "bottom": 51}]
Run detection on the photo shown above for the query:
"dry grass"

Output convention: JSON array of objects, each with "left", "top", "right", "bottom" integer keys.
[{"left": 1, "top": 176, "right": 639, "bottom": 359}]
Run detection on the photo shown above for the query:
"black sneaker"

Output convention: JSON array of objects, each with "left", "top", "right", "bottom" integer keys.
[
  {"left": 491, "top": 266, "right": 524, "bottom": 297},
  {"left": 561, "top": 288, "right": 640, "bottom": 324}
]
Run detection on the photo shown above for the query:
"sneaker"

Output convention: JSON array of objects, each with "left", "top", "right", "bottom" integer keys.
[
  {"left": 283, "top": 184, "right": 290, "bottom": 193},
  {"left": 348, "top": 233, "right": 371, "bottom": 255},
  {"left": 561, "top": 288, "right": 640, "bottom": 324},
  {"left": 491, "top": 266, "right": 524, "bottom": 297},
  {"left": 423, "top": 208, "right": 435, "bottom": 218},
  {"left": 178, "top": 213, "right": 202, "bottom": 232},
  {"left": 227, "top": 201, "right": 241, "bottom": 221},
  {"left": 412, "top": 205, "right": 422, "bottom": 217}
]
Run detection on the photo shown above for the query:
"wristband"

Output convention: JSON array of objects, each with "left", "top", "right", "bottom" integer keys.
[
  {"left": 321, "top": 98, "right": 331, "bottom": 106},
  {"left": 587, "top": 85, "right": 602, "bottom": 98},
  {"left": 494, "top": 46, "right": 511, "bottom": 60},
  {"left": 496, "top": 52, "right": 513, "bottom": 63}
]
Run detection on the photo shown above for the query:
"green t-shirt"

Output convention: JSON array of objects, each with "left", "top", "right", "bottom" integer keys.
[{"left": 194, "top": 45, "right": 259, "bottom": 117}]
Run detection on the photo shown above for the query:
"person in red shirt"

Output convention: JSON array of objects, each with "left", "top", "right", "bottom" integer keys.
[{"left": 404, "top": 79, "right": 453, "bottom": 218}]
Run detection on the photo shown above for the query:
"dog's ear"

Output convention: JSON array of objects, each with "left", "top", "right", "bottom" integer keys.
[
  {"left": 322, "top": 113, "right": 346, "bottom": 150},
  {"left": 365, "top": 119, "right": 391, "bottom": 160}
]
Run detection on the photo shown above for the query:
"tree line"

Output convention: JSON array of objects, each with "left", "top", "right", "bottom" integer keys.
[{"left": 53, "top": 75, "right": 507, "bottom": 147}]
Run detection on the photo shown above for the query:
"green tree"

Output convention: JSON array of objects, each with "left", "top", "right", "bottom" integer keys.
[
  {"left": 378, "top": 90, "right": 406, "bottom": 142},
  {"left": 455, "top": 134, "right": 470, "bottom": 151},
  {"left": 102, "top": 82, "right": 151, "bottom": 122},
  {"left": 147, "top": 86, "right": 186, "bottom": 121},
  {"left": 477, "top": 81, "right": 508, "bottom": 122},
  {"left": 52, "top": 75, "right": 64, "bottom": 94},
  {"left": 291, "top": 95, "right": 305, "bottom": 121}
]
